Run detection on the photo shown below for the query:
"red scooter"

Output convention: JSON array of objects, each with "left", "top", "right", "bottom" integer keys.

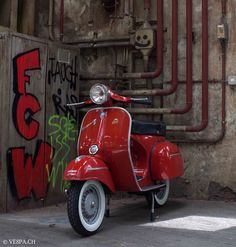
[{"left": 64, "top": 83, "right": 184, "bottom": 236}]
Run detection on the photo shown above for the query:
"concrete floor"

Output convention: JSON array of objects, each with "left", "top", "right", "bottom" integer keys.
[{"left": 0, "top": 198, "right": 235, "bottom": 247}]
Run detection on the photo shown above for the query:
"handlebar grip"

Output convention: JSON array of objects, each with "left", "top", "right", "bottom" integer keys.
[{"left": 131, "top": 97, "right": 152, "bottom": 105}]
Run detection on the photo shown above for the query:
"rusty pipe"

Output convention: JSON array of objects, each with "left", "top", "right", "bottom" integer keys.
[
  {"left": 128, "top": 0, "right": 192, "bottom": 114},
  {"left": 80, "top": 0, "right": 164, "bottom": 80}
]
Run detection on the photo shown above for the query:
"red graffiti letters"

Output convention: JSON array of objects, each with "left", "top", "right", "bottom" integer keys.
[
  {"left": 13, "top": 49, "right": 41, "bottom": 140},
  {"left": 8, "top": 48, "right": 53, "bottom": 200},
  {"left": 8, "top": 141, "right": 53, "bottom": 200}
]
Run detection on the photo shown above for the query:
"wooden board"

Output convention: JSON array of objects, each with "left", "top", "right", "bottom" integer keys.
[{"left": 0, "top": 31, "right": 80, "bottom": 212}]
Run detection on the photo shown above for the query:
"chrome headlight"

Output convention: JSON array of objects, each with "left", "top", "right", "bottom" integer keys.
[{"left": 90, "top": 84, "right": 109, "bottom": 105}]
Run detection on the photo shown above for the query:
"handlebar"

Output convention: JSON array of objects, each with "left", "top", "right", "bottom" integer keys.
[{"left": 66, "top": 100, "right": 93, "bottom": 107}]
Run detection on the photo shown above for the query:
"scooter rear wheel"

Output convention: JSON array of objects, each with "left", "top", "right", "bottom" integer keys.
[
  {"left": 145, "top": 180, "right": 170, "bottom": 207},
  {"left": 67, "top": 180, "right": 106, "bottom": 236}
]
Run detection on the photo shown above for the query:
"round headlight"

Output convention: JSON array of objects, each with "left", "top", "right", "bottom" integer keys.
[{"left": 90, "top": 84, "right": 109, "bottom": 105}]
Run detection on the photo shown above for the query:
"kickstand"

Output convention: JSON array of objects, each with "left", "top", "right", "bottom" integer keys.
[
  {"left": 150, "top": 192, "right": 155, "bottom": 222},
  {"left": 105, "top": 195, "right": 110, "bottom": 217}
]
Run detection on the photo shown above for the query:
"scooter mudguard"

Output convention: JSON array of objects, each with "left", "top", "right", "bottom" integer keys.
[
  {"left": 63, "top": 155, "right": 115, "bottom": 193},
  {"left": 151, "top": 141, "right": 184, "bottom": 180}
]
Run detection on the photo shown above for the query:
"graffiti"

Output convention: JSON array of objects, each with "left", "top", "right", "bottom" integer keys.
[
  {"left": 46, "top": 114, "right": 78, "bottom": 191},
  {"left": 48, "top": 57, "right": 78, "bottom": 91},
  {"left": 12, "top": 49, "right": 41, "bottom": 140},
  {"left": 8, "top": 48, "right": 53, "bottom": 200},
  {"left": 7, "top": 48, "right": 78, "bottom": 201},
  {"left": 7, "top": 141, "right": 53, "bottom": 200},
  {"left": 52, "top": 88, "right": 79, "bottom": 120}
]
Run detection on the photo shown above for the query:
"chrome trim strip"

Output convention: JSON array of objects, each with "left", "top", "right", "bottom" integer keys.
[{"left": 87, "top": 167, "right": 109, "bottom": 171}]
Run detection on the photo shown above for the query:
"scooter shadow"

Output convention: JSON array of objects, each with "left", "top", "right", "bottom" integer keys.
[{"left": 103, "top": 197, "right": 187, "bottom": 226}]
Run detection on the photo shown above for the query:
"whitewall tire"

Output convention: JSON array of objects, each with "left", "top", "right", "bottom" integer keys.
[{"left": 67, "top": 180, "right": 105, "bottom": 236}]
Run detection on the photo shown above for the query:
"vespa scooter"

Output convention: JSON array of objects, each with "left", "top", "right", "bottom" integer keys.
[{"left": 64, "top": 83, "right": 184, "bottom": 236}]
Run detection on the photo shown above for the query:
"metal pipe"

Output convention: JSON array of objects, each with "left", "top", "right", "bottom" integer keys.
[
  {"left": 127, "top": 0, "right": 192, "bottom": 113},
  {"left": 171, "top": 0, "right": 227, "bottom": 143},
  {"left": 163, "top": 0, "right": 208, "bottom": 132},
  {"left": 121, "top": 0, "right": 178, "bottom": 95},
  {"left": 77, "top": 41, "right": 133, "bottom": 48},
  {"left": 80, "top": 0, "right": 164, "bottom": 80},
  {"left": 59, "top": 0, "right": 64, "bottom": 42},
  {"left": 48, "top": 0, "right": 55, "bottom": 40}
]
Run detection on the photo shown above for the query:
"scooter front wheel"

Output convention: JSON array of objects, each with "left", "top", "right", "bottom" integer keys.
[{"left": 67, "top": 180, "right": 106, "bottom": 236}]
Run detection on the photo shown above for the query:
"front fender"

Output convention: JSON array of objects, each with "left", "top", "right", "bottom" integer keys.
[{"left": 63, "top": 155, "right": 115, "bottom": 193}]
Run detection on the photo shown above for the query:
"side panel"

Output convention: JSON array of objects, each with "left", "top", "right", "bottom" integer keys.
[
  {"left": 64, "top": 156, "right": 115, "bottom": 193},
  {"left": 151, "top": 141, "right": 184, "bottom": 180},
  {"left": 78, "top": 108, "right": 141, "bottom": 192}
]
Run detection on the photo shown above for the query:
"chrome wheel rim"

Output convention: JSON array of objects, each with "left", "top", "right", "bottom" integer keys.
[{"left": 81, "top": 186, "right": 100, "bottom": 225}]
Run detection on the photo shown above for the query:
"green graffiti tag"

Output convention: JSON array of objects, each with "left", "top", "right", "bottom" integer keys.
[{"left": 47, "top": 114, "right": 78, "bottom": 191}]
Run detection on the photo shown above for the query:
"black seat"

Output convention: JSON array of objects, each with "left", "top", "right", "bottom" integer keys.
[{"left": 131, "top": 119, "right": 166, "bottom": 136}]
